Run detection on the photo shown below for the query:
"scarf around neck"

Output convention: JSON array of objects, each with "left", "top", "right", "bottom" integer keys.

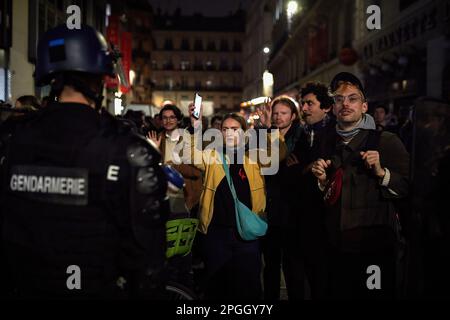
[{"left": 336, "top": 113, "right": 376, "bottom": 141}]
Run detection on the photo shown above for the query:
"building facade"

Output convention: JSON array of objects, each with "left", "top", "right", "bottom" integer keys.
[
  {"left": 268, "top": 0, "right": 449, "bottom": 108},
  {"left": 242, "top": 0, "right": 275, "bottom": 101},
  {"left": 115, "top": 0, "right": 154, "bottom": 106},
  {"left": 0, "top": 0, "right": 107, "bottom": 104},
  {"left": 268, "top": 0, "right": 362, "bottom": 97},
  {"left": 356, "top": 0, "right": 450, "bottom": 107},
  {"left": 150, "top": 11, "right": 245, "bottom": 116}
]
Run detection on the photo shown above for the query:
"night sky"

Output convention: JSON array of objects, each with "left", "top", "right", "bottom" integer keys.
[{"left": 147, "top": 0, "right": 253, "bottom": 16}]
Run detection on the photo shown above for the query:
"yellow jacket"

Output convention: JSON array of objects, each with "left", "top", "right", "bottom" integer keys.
[{"left": 183, "top": 131, "right": 287, "bottom": 234}]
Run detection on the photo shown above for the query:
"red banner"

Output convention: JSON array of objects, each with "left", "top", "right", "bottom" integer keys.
[
  {"left": 120, "top": 31, "right": 132, "bottom": 93},
  {"left": 105, "top": 15, "right": 120, "bottom": 89}
]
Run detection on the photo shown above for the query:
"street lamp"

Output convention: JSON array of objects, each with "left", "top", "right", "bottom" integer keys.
[
  {"left": 286, "top": 1, "right": 301, "bottom": 35},
  {"left": 114, "top": 91, "right": 124, "bottom": 115},
  {"left": 129, "top": 70, "right": 136, "bottom": 86},
  {"left": 262, "top": 47, "right": 272, "bottom": 96},
  {"left": 262, "top": 70, "right": 274, "bottom": 97},
  {"left": 287, "top": 1, "right": 298, "bottom": 16}
]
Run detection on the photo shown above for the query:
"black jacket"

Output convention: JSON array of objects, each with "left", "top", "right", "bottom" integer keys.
[
  {"left": 321, "top": 129, "right": 410, "bottom": 251},
  {"left": 265, "top": 122, "right": 303, "bottom": 228},
  {"left": 286, "top": 118, "right": 336, "bottom": 249},
  {"left": 0, "top": 102, "right": 169, "bottom": 298},
  {"left": 211, "top": 149, "right": 251, "bottom": 228}
]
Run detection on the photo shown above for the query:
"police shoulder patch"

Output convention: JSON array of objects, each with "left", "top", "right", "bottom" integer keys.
[{"left": 9, "top": 165, "right": 89, "bottom": 206}]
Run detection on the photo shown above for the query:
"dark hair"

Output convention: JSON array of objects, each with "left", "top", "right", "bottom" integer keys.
[
  {"left": 375, "top": 105, "right": 388, "bottom": 114},
  {"left": 300, "top": 81, "right": 334, "bottom": 109},
  {"left": 124, "top": 110, "right": 145, "bottom": 128},
  {"left": 144, "top": 116, "right": 158, "bottom": 132},
  {"left": 49, "top": 71, "right": 103, "bottom": 104},
  {"left": 271, "top": 95, "right": 299, "bottom": 123},
  {"left": 222, "top": 113, "right": 247, "bottom": 131},
  {"left": 211, "top": 115, "right": 223, "bottom": 126},
  {"left": 160, "top": 104, "right": 183, "bottom": 121},
  {"left": 16, "top": 95, "right": 41, "bottom": 109},
  {"left": 181, "top": 116, "right": 191, "bottom": 128}
]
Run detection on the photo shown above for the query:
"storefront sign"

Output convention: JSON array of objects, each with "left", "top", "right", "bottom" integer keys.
[{"left": 363, "top": 6, "right": 438, "bottom": 61}]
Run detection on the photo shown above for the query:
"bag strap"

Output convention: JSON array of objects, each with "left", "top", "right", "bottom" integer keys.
[
  {"left": 339, "top": 129, "right": 381, "bottom": 169},
  {"left": 332, "top": 130, "right": 383, "bottom": 171},
  {"left": 219, "top": 152, "right": 239, "bottom": 202}
]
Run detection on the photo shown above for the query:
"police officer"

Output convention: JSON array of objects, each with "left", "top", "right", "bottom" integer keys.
[{"left": 0, "top": 25, "right": 169, "bottom": 298}]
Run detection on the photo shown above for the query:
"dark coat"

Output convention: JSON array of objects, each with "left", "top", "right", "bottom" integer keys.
[
  {"left": 321, "top": 129, "right": 410, "bottom": 251},
  {"left": 286, "top": 119, "right": 336, "bottom": 250},
  {"left": 265, "top": 122, "right": 303, "bottom": 227}
]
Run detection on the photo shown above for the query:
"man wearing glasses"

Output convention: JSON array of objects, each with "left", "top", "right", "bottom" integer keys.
[
  {"left": 152, "top": 104, "right": 184, "bottom": 164},
  {"left": 149, "top": 104, "right": 202, "bottom": 216},
  {"left": 311, "top": 72, "right": 410, "bottom": 299}
]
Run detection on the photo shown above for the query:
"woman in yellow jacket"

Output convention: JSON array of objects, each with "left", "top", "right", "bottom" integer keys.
[{"left": 185, "top": 104, "right": 287, "bottom": 300}]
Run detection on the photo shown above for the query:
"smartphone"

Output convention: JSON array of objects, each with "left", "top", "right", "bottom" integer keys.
[{"left": 193, "top": 93, "right": 202, "bottom": 119}]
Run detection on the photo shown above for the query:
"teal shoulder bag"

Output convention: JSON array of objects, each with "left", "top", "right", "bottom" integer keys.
[{"left": 220, "top": 152, "right": 268, "bottom": 241}]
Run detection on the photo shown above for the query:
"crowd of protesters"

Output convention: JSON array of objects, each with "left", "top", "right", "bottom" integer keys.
[
  {"left": 1, "top": 70, "right": 449, "bottom": 300},
  {"left": 121, "top": 73, "right": 413, "bottom": 300}
]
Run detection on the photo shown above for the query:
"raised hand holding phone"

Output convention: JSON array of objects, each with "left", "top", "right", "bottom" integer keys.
[
  {"left": 193, "top": 93, "right": 202, "bottom": 119},
  {"left": 189, "top": 93, "right": 203, "bottom": 129}
]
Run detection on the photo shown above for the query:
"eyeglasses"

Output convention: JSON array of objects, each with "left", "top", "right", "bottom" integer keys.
[
  {"left": 162, "top": 116, "right": 177, "bottom": 122},
  {"left": 333, "top": 94, "right": 364, "bottom": 105}
]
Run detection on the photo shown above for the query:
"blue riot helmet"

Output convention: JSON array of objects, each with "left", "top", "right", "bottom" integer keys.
[
  {"left": 35, "top": 24, "right": 116, "bottom": 85},
  {"left": 35, "top": 24, "right": 126, "bottom": 109}
]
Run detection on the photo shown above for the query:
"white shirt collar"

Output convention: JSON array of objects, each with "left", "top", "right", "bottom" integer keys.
[{"left": 165, "top": 129, "right": 181, "bottom": 142}]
